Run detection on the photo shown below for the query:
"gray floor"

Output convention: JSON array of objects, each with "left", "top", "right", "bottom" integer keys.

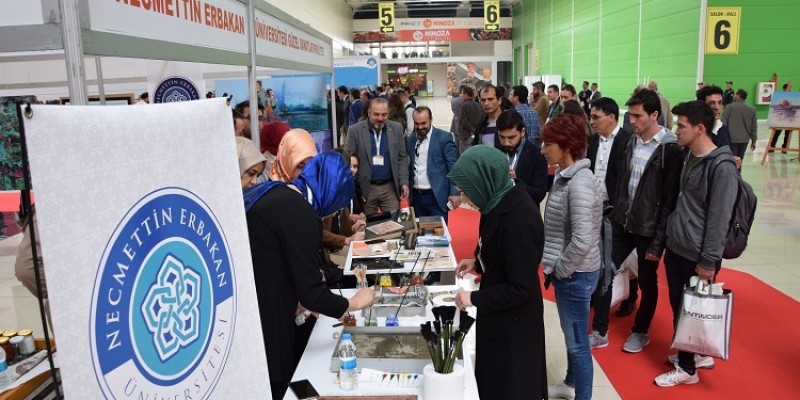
[{"left": 1, "top": 98, "right": 796, "bottom": 399}]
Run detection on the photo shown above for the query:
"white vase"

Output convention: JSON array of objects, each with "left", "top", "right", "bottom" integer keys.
[{"left": 422, "top": 363, "right": 464, "bottom": 400}]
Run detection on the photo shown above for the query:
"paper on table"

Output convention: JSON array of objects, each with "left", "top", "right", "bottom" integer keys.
[{"left": 0, "top": 351, "right": 59, "bottom": 395}]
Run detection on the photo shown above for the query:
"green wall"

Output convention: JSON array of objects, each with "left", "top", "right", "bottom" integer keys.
[
  {"left": 513, "top": 0, "right": 800, "bottom": 119},
  {"left": 704, "top": 0, "right": 800, "bottom": 118},
  {"left": 513, "top": 0, "right": 701, "bottom": 108}
]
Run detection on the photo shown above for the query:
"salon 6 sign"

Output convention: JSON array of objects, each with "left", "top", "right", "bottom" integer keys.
[{"left": 705, "top": 7, "right": 741, "bottom": 54}]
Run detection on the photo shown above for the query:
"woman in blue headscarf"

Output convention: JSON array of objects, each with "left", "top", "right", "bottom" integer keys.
[{"left": 245, "top": 152, "right": 376, "bottom": 399}]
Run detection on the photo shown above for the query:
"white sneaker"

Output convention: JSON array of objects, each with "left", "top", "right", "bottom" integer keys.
[
  {"left": 666, "top": 353, "right": 716, "bottom": 369},
  {"left": 548, "top": 380, "right": 576, "bottom": 399},
  {"left": 654, "top": 366, "right": 700, "bottom": 387}
]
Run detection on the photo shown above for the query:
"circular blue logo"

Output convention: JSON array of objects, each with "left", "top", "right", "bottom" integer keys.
[
  {"left": 367, "top": 57, "right": 377, "bottom": 67},
  {"left": 91, "top": 187, "right": 235, "bottom": 399},
  {"left": 154, "top": 77, "right": 200, "bottom": 103}
]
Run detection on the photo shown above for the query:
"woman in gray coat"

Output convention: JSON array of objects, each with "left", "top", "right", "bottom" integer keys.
[{"left": 540, "top": 113, "right": 605, "bottom": 400}]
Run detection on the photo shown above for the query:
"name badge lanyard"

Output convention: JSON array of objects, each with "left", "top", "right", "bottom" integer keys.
[
  {"left": 374, "top": 130, "right": 382, "bottom": 156},
  {"left": 509, "top": 152, "right": 519, "bottom": 171}
]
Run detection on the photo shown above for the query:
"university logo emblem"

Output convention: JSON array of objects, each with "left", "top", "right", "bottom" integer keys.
[
  {"left": 91, "top": 187, "right": 235, "bottom": 399},
  {"left": 367, "top": 57, "right": 378, "bottom": 67},
  {"left": 154, "top": 76, "right": 200, "bottom": 103}
]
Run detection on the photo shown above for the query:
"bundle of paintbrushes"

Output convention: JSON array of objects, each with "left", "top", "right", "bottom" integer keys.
[{"left": 419, "top": 306, "right": 475, "bottom": 373}]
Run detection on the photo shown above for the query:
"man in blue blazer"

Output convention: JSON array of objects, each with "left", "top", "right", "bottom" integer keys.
[{"left": 407, "top": 106, "right": 461, "bottom": 223}]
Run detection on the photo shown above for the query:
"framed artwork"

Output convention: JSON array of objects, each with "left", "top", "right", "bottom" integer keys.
[
  {"left": 757, "top": 82, "right": 776, "bottom": 105},
  {"left": 767, "top": 91, "right": 800, "bottom": 129},
  {"left": 60, "top": 94, "right": 134, "bottom": 105}
]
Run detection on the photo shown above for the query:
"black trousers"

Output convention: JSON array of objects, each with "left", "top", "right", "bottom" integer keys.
[
  {"left": 664, "top": 248, "right": 721, "bottom": 373},
  {"left": 591, "top": 223, "right": 659, "bottom": 336},
  {"left": 730, "top": 142, "right": 748, "bottom": 159},
  {"left": 769, "top": 130, "right": 789, "bottom": 150}
]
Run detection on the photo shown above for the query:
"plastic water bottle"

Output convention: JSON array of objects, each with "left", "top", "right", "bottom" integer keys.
[
  {"left": 0, "top": 346, "right": 12, "bottom": 388},
  {"left": 337, "top": 333, "right": 358, "bottom": 391}
]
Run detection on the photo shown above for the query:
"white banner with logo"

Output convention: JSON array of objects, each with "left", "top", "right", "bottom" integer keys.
[
  {"left": 24, "top": 98, "right": 271, "bottom": 398},
  {"left": 145, "top": 60, "right": 206, "bottom": 103}
]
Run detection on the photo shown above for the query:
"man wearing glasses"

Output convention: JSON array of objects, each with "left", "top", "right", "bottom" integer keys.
[{"left": 585, "top": 97, "right": 634, "bottom": 349}]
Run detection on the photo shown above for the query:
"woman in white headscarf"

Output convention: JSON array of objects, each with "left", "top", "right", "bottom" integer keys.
[{"left": 236, "top": 137, "right": 267, "bottom": 189}]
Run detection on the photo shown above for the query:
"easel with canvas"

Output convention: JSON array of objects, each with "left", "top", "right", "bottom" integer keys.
[
  {"left": 760, "top": 89, "right": 800, "bottom": 165},
  {"left": 760, "top": 127, "right": 800, "bottom": 165}
]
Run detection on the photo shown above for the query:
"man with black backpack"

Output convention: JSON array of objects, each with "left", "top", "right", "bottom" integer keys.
[{"left": 656, "top": 100, "right": 740, "bottom": 387}]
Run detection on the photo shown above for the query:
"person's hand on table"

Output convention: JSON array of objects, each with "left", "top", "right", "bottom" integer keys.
[
  {"left": 351, "top": 219, "right": 367, "bottom": 233},
  {"left": 351, "top": 213, "right": 366, "bottom": 223},
  {"left": 344, "top": 231, "right": 364, "bottom": 245},
  {"left": 456, "top": 258, "right": 476, "bottom": 279},
  {"left": 454, "top": 290, "right": 473, "bottom": 310},
  {"left": 347, "top": 287, "right": 376, "bottom": 312}
]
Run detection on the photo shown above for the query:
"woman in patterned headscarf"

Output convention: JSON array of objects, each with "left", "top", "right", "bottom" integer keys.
[
  {"left": 268, "top": 128, "right": 318, "bottom": 182},
  {"left": 448, "top": 145, "right": 547, "bottom": 400}
]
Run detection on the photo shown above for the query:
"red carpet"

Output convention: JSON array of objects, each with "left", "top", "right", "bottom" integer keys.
[{"left": 448, "top": 207, "right": 800, "bottom": 399}]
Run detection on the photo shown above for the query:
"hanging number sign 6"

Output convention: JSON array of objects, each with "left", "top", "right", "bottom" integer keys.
[
  {"left": 484, "top": 0, "right": 500, "bottom": 32},
  {"left": 705, "top": 7, "right": 741, "bottom": 54}
]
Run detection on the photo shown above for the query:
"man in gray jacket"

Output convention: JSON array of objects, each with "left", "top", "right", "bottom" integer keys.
[
  {"left": 345, "top": 97, "right": 410, "bottom": 215},
  {"left": 722, "top": 89, "right": 758, "bottom": 168},
  {"left": 655, "top": 101, "right": 738, "bottom": 387}
]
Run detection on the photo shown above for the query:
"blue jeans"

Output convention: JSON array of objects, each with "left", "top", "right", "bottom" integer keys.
[{"left": 553, "top": 270, "right": 600, "bottom": 400}]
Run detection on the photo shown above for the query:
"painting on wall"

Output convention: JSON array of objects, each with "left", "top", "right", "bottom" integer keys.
[
  {"left": 767, "top": 92, "right": 800, "bottom": 129},
  {"left": 0, "top": 96, "right": 35, "bottom": 191},
  {"left": 757, "top": 82, "right": 776, "bottom": 105}
]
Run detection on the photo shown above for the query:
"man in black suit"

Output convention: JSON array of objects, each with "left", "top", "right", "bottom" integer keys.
[
  {"left": 585, "top": 98, "right": 635, "bottom": 349},
  {"left": 579, "top": 81, "right": 592, "bottom": 117},
  {"left": 495, "top": 110, "right": 549, "bottom": 208}
]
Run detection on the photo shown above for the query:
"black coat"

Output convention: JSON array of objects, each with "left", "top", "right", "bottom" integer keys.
[
  {"left": 496, "top": 140, "right": 549, "bottom": 208},
  {"left": 247, "top": 186, "right": 349, "bottom": 397},
  {"left": 587, "top": 128, "right": 633, "bottom": 205},
  {"left": 610, "top": 134, "right": 683, "bottom": 256},
  {"left": 469, "top": 183, "right": 547, "bottom": 399}
]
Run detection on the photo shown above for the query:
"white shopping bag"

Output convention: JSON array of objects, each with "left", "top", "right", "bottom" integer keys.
[
  {"left": 610, "top": 269, "right": 630, "bottom": 307},
  {"left": 671, "top": 284, "right": 734, "bottom": 359},
  {"left": 619, "top": 249, "right": 638, "bottom": 278}
]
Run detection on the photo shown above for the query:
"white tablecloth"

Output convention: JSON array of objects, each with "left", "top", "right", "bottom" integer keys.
[{"left": 283, "top": 285, "right": 479, "bottom": 399}]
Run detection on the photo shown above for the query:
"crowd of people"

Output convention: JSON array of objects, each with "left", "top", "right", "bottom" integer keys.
[{"left": 224, "top": 77, "right": 749, "bottom": 399}]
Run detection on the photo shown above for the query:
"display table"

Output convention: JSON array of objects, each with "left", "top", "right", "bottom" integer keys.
[
  {"left": 283, "top": 285, "right": 479, "bottom": 400},
  {"left": 343, "top": 217, "right": 457, "bottom": 276},
  {"left": 0, "top": 339, "right": 59, "bottom": 400}
]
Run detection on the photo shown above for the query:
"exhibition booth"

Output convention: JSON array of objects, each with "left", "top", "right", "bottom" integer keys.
[
  {"left": 1, "top": 1, "right": 477, "bottom": 399},
  {"left": 0, "top": 0, "right": 346, "bottom": 398}
]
